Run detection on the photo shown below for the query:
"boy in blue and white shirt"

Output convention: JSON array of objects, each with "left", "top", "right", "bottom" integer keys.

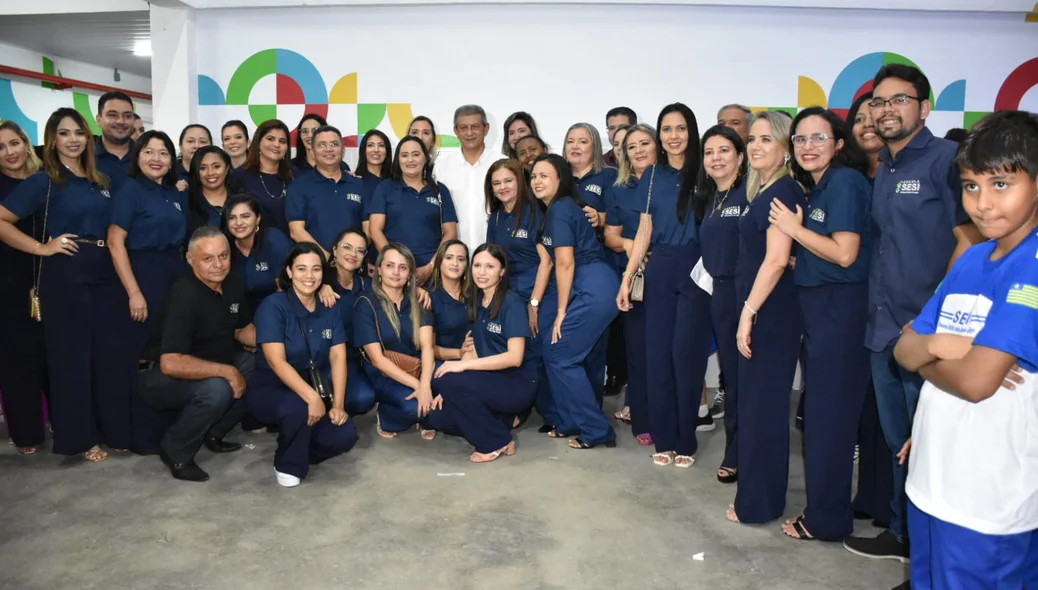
[{"left": 894, "top": 111, "right": 1038, "bottom": 589}]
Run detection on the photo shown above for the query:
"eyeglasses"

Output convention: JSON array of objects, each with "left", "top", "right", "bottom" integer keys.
[
  {"left": 337, "top": 243, "right": 364, "bottom": 254},
  {"left": 867, "top": 94, "right": 921, "bottom": 110},
  {"left": 791, "top": 133, "right": 832, "bottom": 148},
  {"left": 315, "top": 141, "right": 342, "bottom": 150}
]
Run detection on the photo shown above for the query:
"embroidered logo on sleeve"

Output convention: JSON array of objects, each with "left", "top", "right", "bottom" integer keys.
[
  {"left": 229, "top": 303, "right": 240, "bottom": 314},
  {"left": 541, "top": 235, "right": 552, "bottom": 247},
  {"left": 1007, "top": 283, "right": 1038, "bottom": 310}
]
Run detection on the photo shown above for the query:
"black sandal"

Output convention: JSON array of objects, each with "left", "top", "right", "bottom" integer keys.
[
  {"left": 568, "top": 438, "right": 616, "bottom": 449},
  {"left": 717, "top": 466, "right": 738, "bottom": 484},
  {"left": 537, "top": 424, "right": 555, "bottom": 434},
  {"left": 547, "top": 428, "right": 573, "bottom": 439},
  {"left": 783, "top": 516, "right": 815, "bottom": 541}
]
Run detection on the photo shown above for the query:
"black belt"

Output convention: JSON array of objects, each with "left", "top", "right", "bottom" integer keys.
[
  {"left": 138, "top": 360, "right": 157, "bottom": 372},
  {"left": 65, "top": 237, "right": 106, "bottom": 247}
]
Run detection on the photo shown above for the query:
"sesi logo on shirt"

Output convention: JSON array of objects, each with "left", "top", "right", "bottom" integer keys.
[
  {"left": 487, "top": 322, "right": 502, "bottom": 334},
  {"left": 541, "top": 235, "right": 552, "bottom": 247},
  {"left": 426, "top": 196, "right": 440, "bottom": 206},
  {"left": 173, "top": 202, "right": 182, "bottom": 211},
  {"left": 229, "top": 303, "right": 240, "bottom": 314},
  {"left": 322, "top": 329, "right": 333, "bottom": 340},
  {"left": 256, "top": 262, "right": 269, "bottom": 272},
  {"left": 809, "top": 208, "right": 826, "bottom": 223},
  {"left": 585, "top": 184, "right": 603, "bottom": 196},
  {"left": 936, "top": 294, "right": 990, "bottom": 336},
  {"left": 515, "top": 229, "right": 529, "bottom": 239},
  {"left": 346, "top": 193, "right": 362, "bottom": 203},
  {"left": 895, "top": 180, "right": 921, "bottom": 195},
  {"left": 720, "top": 205, "right": 742, "bottom": 218}
]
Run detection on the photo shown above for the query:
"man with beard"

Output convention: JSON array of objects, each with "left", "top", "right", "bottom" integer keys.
[
  {"left": 94, "top": 91, "right": 136, "bottom": 191},
  {"left": 842, "top": 64, "right": 981, "bottom": 587}
]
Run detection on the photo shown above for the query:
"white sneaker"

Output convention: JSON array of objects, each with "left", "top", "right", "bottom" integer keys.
[{"left": 275, "top": 470, "right": 300, "bottom": 488}]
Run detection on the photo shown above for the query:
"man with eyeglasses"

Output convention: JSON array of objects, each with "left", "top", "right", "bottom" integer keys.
[
  {"left": 843, "top": 64, "right": 981, "bottom": 585},
  {"left": 433, "top": 105, "right": 503, "bottom": 250},
  {"left": 286, "top": 125, "right": 369, "bottom": 259}
]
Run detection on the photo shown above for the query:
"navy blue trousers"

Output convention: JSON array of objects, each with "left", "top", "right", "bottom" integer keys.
[
  {"left": 40, "top": 245, "right": 132, "bottom": 454},
  {"left": 0, "top": 283, "right": 48, "bottom": 448},
  {"left": 623, "top": 300, "right": 649, "bottom": 437},
  {"left": 247, "top": 376, "right": 359, "bottom": 479},
  {"left": 365, "top": 362, "right": 424, "bottom": 433},
  {"left": 852, "top": 380, "right": 894, "bottom": 526},
  {"left": 346, "top": 356, "right": 376, "bottom": 415},
  {"left": 712, "top": 276, "right": 739, "bottom": 469},
  {"left": 534, "top": 287, "right": 561, "bottom": 428},
  {"left": 734, "top": 273, "right": 802, "bottom": 523},
  {"left": 433, "top": 361, "right": 537, "bottom": 453},
  {"left": 541, "top": 262, "right": 618, "bottom": 445},
  {"left": 799, "top": 282, "right": 871, "bottom": 540},
  {"left": 644, "top": 245, "right": 713, "bottom": 457},
  {"left": 125, "top": 249, "right": 186, "bottom": 454}
]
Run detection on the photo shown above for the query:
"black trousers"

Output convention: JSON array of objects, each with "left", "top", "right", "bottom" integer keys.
[
  {"left": 0, "top": 285, "right": 48, "bottom": 448},
  {"left": 606, "top": 313, "right": 627, "bottom": 382}
]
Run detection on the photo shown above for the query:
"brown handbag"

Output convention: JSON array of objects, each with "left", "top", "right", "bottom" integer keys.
[
  {"left": 29, "top": 180, "right": 52, "bottom": 322},
  {"left": 358, "top": 296, "right": 422, "bottom": 378},
  {"left": 629, "top": 165, "right": 654, "bottom": 302}
]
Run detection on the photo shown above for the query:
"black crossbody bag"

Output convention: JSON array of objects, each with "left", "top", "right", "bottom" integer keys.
[{"left": 296, "top": 319, "right": 332, "bottom": 409}]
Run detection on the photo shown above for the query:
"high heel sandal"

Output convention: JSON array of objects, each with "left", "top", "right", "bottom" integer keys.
[
  {"left": 375, "top": 407, "right": 397, "bottom": 439},
  {"left": 568, "top": 438, "right": 616, "bottom": 450},
  {"left": 470, "top": 441, "right": 516, "bottom": 463},
  {"left": 717, "top": 466, "right": 738, "bottom": 483},
  {"left": 83, "top": 446, "right": 108, "bottom": 462}
]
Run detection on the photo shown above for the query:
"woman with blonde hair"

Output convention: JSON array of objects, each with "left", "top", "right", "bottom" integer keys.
[
  {"left": 726, "top": 110, "right": 807, "bottom": 525},
  {"left": 0, "top": 108, "right": 132, "bottom": 462},
  {"left": 353, "top": 243, "right": 436, "bottom": 438},
  {"left": 0, "top": 121, "right": 47, "bottom": 454}
]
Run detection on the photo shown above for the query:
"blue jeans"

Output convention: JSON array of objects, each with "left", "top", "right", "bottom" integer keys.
[{"left": 870, "top": 343, "right": 923, "bottom": 540}]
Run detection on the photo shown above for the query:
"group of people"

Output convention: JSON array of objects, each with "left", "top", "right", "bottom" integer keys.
[{"left": 0, "top": 61, "right": 1035, "bottom": 590}]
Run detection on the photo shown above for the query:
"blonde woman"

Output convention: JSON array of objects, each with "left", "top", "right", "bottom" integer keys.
[
  {"left": 353, "top": 243, "right": 436, "bottom": 438},
  {"left": 726, "top": 111, "right": 807, "bottom": 525}
]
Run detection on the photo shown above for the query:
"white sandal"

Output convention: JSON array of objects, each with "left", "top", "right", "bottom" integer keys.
[
  {"left": 470, "top": 441, "right": 516, "bottom": 463},
  {"left": 652, "top": 452, "right": 675, "bottom": 466},
  {"left": 674, "top": 455, "right": 696, "bottom": 468}
]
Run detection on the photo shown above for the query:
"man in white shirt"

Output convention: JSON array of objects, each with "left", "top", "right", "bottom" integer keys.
[{"left": 433, "top": 105, "right": 502, "bottom": 250}]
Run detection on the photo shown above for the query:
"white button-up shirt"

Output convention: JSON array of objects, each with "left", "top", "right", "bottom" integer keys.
[{"left": 433, "top": 145, "right": 502, "bottom": 250}]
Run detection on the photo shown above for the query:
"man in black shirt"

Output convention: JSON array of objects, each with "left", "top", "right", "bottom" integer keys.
[{"left": 138, "top": 226, "right": 256, "bottom": 482}]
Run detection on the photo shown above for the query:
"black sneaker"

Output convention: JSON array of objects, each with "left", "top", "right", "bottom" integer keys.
[
  {"left": 843, "top": 530, "right": 910, "bottom": 563},
  {"left": 709, "top": 389, "right": 726, "bottom": 419},
  {"left": 696, "top": 412, "right": 715, "bottom": 432}
]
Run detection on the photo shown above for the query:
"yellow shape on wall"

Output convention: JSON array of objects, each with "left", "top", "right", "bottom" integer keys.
[
  {"left": 797, "top": 76, "right": 828, "bottom": 108},
  {"left": 329, "top": 73, "right": 358, "bottom": 104},
  {"left": 1027, "top": 2, "right": 1038, "bottom": 22},
  {"left": 387, "top": 103, "right": 417, "bottom": 140}
]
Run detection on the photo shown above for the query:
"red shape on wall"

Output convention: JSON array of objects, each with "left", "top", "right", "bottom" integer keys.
[
  {"left": 276, "top": 74, "right": 305, "bottom": 105},
  {"left": 995, "top": 58, "right": 1038, "bottom": 111},
  {"left": 287, "top": 104, "right": 330, "bottom": 148}
]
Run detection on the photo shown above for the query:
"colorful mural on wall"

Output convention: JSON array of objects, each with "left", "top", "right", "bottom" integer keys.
[{"left": 0, "top": 57, "right": 103, "bottom": 144}]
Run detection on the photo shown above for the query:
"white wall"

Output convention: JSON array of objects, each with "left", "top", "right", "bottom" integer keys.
[
  {"left": 0, "top": 40, "right": 152, "bottom": 145},
  {"left": 193, "top": 4, "right": 1038, "bottom": 168}
]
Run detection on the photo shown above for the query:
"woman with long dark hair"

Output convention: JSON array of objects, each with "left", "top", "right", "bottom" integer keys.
[
  {"left": 233, "top": 119, "right": 294, "bottom": 233},
  {"left": 328, "top": 227, "right": 376, "bottom": 416},
  {"left": 186, "top": 145, "right": 237, "bottom": 232},
  {"left": 250, "top": 242, "right": 358, "bottom": 488},
  {"left": 222, "top": 193, "right": 293, "bottom": 310},
  {"left": 356, "top": 129, "right": 392, "bottom": 197},
  {"left": 501, "top": 112, "right": 541, "bottom": 159},
  {"left": 221, "top": 120, "right": 250, "bottom": 169},
  {"left": 532, "top": 153, "right": 618, "bottom": 449},
  {"left": 697, "top": 124, "right": 749, "bottom": 482},
  {"left": 291, "top": 113, "right": 327, "bottom": 174},
  {"left": 0, "top": 121, "right": 47, "bottom": 454},
  {"left": 0, "top": 108, "right": 130, "bottom": 462},
  {"left": 432, "top": 243, "right": 538, "bottom": 462}
]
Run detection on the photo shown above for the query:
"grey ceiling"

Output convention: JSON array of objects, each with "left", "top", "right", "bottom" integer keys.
[{"left": 0, "top": 11, "right": 152, "bottom": 77}]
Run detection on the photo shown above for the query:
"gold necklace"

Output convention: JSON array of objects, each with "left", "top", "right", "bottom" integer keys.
[{"left": 712, "top": 187, "right": 733, "bottom": 216}]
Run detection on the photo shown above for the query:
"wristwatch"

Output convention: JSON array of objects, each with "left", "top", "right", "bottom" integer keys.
[{"left": 529, "top": 298, "right": 540, "bottom": 308}]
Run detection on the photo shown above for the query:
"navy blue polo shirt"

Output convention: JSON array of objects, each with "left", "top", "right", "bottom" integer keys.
[
  {"left": 295, "top": 160, "right": 350, "bottom": 175},
  {"left": 867, "top": 127, "right": 967, "bottom": 352},
  {"left": 430, "top": 286, "right": 468, "bottom": 349},
  {"left": 286, "top": 168, "right": 368, "bottom": 252},
  {"left": 353, "top": 293, "right": 432, "bottom": 357},
  {"left": 176, "top": 160, "right": 190, "bottom": 182},
  {"left": 472, "top": 290, "right": 531, "bottom": 357},
  {"left": 486, "top": 204, "right": 543, "bottom": 278},
  {"left": 331, "top": 272, "right": 369, "bottom": 355},
  {"left": 254, "top": 289, "right": 347, "bottom": 383},
  {"left": 736, "top": 175, "right": 807, "bottom": 283},
  {"left": 200, "top": 200, "right": 222, "bottom": 229},
  {"left": 94, "top": 137, "right": 133, "bottom": 193},
  {"left": 231, "top": 226, "right": 292, "bottom": 308},
  {"left": 110, "top": 176, "right": 187, "bottom": 250},
  {"left": 700, "top": 183, "right": 748, "bottom": 279},
  {"left": 605, "top": 181, "right": 643, "bottom": 241},
  {"left": 638, "top": 164, "right": 700, "bottom": 246},
  {"left": 0, "top": 174, "right": 38, "bottom": 291},
  {"left": 575, "top": 167, "right": 617, "bottom": 211},
  {"left": 368, "top": 179, "right": 458, "bottom": 267},
  {"left": 542, "top": 196, "right": 605, "bottom": 265},
  {"left": 233, "top": 168, "right": 291, "bottom": 234},
  {"left": 3, "top": 170, "right": 112, "bottom": 239},
  {"left": 360, "top": 173, "right": 383, "bottom": 199},
  {"left": 794, "top": 166, "right": 873, "bottom": 287}
]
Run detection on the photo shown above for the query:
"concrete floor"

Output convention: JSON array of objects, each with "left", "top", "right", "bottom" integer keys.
[{"left": 0, "top": 393, "right": 905, "bottom": 590}]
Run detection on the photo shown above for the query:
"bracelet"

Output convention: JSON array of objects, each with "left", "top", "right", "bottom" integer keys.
[
  {"left": 744, "top": 301, "right": 758, "bottom": 316},
  {"left": 622, "top": 271, "right": 634, "bottom": 278}
]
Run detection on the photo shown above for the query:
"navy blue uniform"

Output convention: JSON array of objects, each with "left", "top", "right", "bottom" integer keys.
[
  {"left": 95, "top": 137, "right": 133, "bottom": 193},
  {"left": 485, "top": 205, "right": 545, "bottom": 300},
  {"left": 286, "top": 169, "right": 369, "bottom": 252},
  {"left": 0, "top": 173, "right": 47, "bottom": 448},
  {"left": 433, "top": 290, "right": 537, "bottom": 453},
  {"left": 637, "top": 164, "right": 714, "bottom": 458},
  {"left": 331, "top": 273, "right": 375, "bottom": 415},
  {"left": 250, "top": 291, "right": 358, "bottom": 479},
  {"left": 700, "top": 182, "right": 749, "bottom": 469},
  {"left": 867, "top": 127, "right": 967, "bottom": 541},
  {"left": 353, "top": 293, "right": 433, "bottom": 432},
  {"left": 575, "top": 167, "right": 617, "bottom": 213},
  {"left": 231, "top": 227, "right": 292, "bottom": 310},
  {"left": 368, "top": 180, "right": 458, "bottom": 267},
  {"left": 430, "top": 287, "right": 469, "bottom": 351},
  {"left": 233, "top": 168, "right": 291, "bottom": 234},
  {"left": 733, "top": 174, "right": 807, "bottom": 523},
  {"left": 540, "top": 196, "right": 618, "bottom": 445},
  {"left": 3, "top": 170, "right": 131, "bottom": 454},
  {"left": 792, "top": 166, "right": 874, "bottom": 540},
  {"left": 110, "top": 175, "right": 189, "bottom": 451}
]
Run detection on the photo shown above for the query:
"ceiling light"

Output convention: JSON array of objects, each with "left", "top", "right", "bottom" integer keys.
[{"left": 133, "top": 40, "right": 151, "bottom": 58}]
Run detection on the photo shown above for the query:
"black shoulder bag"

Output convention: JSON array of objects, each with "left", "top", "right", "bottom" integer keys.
[{"left": 296, "top": 319, "right": 332, "bottom": 409}]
